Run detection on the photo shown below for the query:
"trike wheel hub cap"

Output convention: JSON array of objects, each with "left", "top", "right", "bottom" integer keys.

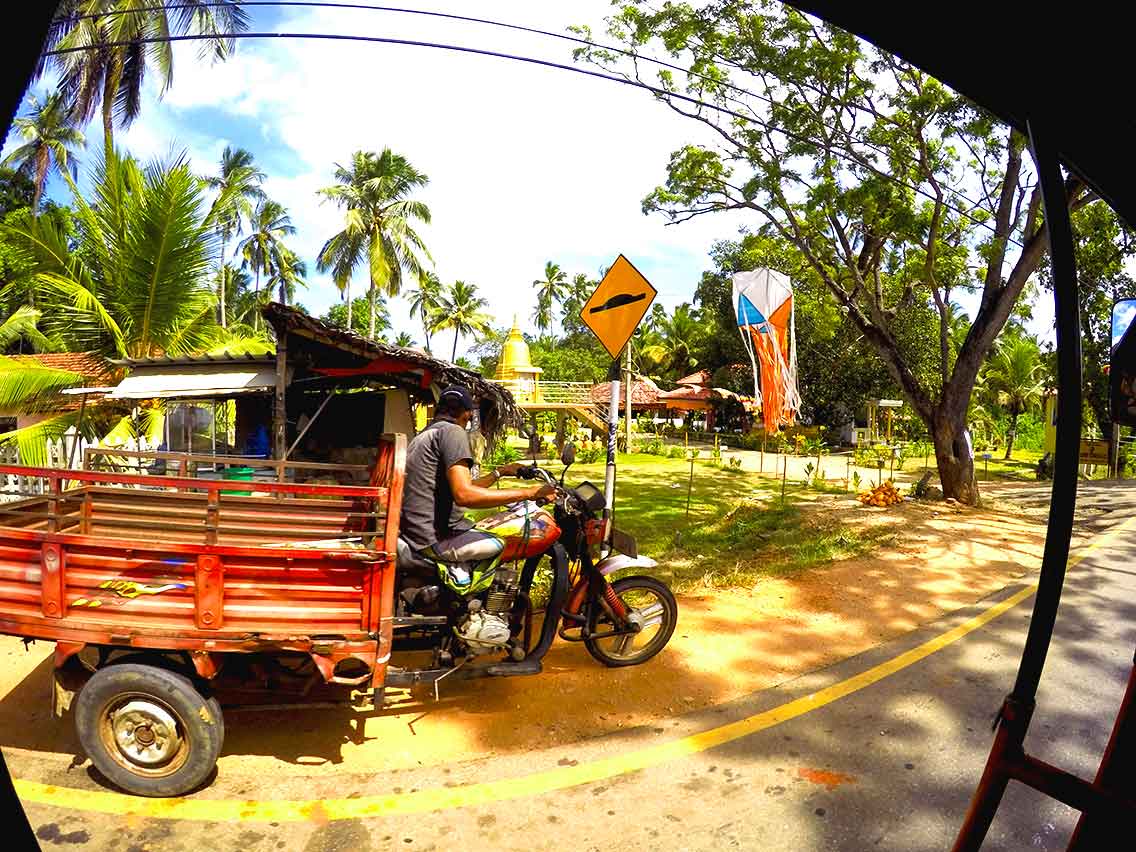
[{"left": 110, "top": 700, "right": 181, "bottom": 766}]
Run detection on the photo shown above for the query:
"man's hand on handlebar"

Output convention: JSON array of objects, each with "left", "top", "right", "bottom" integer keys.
[
  {"left": 495, "top": 462, "right": 527, "bottom": 477},
  {"left": 529, "top": 483, "right": 557, "bottom": 503}
]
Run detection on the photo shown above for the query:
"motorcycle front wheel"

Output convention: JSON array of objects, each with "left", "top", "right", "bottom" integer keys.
[{"left": 585, "top": 576, "right": 678, "bottom": 667}]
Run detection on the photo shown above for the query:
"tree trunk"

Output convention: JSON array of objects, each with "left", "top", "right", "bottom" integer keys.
[
  {"left": 279, "top": 279, "right": 287, "bottom": 306},
  {"left": 423, "top": 323, "right": 431, "bottom": 355},
  {"left": 102, "top": 62, "right": 122, "bottom": 157},
  {"left": 253, "top": 267, "right": 260, "bottom": 331},
  {"left": 218, "top": 235, "right": 227, "bottom": 328},
  {"left": 931, "top": 411, "right": 977, "bottom": 504},
  {"left": 451, "top": 329, "right": 459, "bottom": 362},
  {"left": 1004, "top": 408, "right": 1019, "bottom": 460},
  {"left": 345, "top": 279, "right": 353, "bottom": 330},
  {"left": 368, "top": 284, "right": 376, "bottom": 339}
]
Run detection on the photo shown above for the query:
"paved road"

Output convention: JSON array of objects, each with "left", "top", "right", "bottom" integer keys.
[{"left": 10, "top": 485, "right": 1136, "bottom": 851}]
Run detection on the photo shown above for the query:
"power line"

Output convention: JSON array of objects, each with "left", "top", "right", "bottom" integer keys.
[
  {"left": 41, "top": 25, "right": 1022, "bottom": 249},
  {"left": 50, "top": 1, "right": 1017, "bottom": 240}
]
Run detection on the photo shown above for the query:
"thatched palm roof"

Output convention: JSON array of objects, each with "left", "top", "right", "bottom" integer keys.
[{"left": 262, "top": 303, "right": 521, "bottom": 442}]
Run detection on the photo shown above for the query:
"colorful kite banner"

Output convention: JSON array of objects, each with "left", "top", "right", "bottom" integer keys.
[{"left": 732, "top": 269, "right": 801, "bottom": 432}]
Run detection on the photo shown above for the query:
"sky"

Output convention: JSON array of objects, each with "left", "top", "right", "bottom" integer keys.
[
  {"left": 1113, "top": 300, "right": 1136, "bottom": 347},
  {"left": 6, "top": 1, "right": 734, "bottom": 359},
  {"left": 3, "top": 1, "right": 1091, "bottom": 358}
]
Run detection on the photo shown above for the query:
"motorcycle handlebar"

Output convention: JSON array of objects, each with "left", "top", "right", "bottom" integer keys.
[{"left": 517, "top": 464, "right": 556, "bottom": 487}]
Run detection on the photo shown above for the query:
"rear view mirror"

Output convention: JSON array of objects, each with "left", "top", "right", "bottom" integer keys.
[
  {"left": 518, "top": 424, "right": 534, "bottom": 439},
  {"left": 561, "top": 442, "right": 576, "bottom": 467},
  {"left": 1110, "top": 299, "right": 1136, "bottom": 426}
]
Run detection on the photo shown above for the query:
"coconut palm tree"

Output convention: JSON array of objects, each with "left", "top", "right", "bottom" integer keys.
[
  {"left": 2, "top": 90, "right": 85, "bottom": 212},
  {"left": 560, "top": 272, "right": 593, "bottom": 336},
  {"left": 205, "top": 146, "right": 265, "bottom": 326},
  {"left": 0, "top": 147, "right": 227, "bottom": 462},
  {"left": 267, "top": 246, "right": 306, "bottom": 307},
  {"left": 640, "top": 304, "right": 704, "bottom": 379},
  {"left": 317, "top": 149, "right": 432, "bottom": 339},
  {"left": 39, "top": 1, "right": 249, "bottom": 151},
  {"left": 405, "top": 272, "right": 442, "bottom": 354},
  {"left": 432, "top": 280, "right": 491, "bottom": 362},
  {"left": 531, "top": 261, "right": 567, "bottom": 340},
  {"left": 237, "top": 199, "right": 295, "bottom": 327},
  {"left": 393, "top": 331, "right": 416, "bottom": 348},
  {"left": 985, "top": 336, "right": 1045, "bottom": 459},
  {"left": 322, "top": 296, "right": 389, "bottom": 338},
  {"left": 2, "top": 148, "right": 217, "bottom": 357}
]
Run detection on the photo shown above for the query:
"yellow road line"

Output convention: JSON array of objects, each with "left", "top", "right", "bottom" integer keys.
[{"left": 14, "top": 514, "right": 1136, "bottom": 822}]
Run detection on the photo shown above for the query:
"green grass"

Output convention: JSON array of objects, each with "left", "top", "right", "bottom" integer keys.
[
  {"left": 906, "top": 448, "right": 1045, "bottom": 483},
  {"left": 558, "top": 453, "right": 898, "bottom": 592}
]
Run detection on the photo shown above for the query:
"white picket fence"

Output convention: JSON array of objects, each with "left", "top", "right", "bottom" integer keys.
[{"left": 0, "top": 429, "right": 91, "bottom": 500}]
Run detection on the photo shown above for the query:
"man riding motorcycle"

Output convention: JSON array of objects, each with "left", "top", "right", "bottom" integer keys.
[{"left": 396, "top": 385, "right": 555, "bottom": 596}]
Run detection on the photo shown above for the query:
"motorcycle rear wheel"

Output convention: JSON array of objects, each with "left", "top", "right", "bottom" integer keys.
[{"left": 585, "top": 576, "right": 677, "bottom": 667}]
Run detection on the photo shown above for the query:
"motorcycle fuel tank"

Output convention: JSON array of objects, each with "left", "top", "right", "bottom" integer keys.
[{"left": 474, "top": 500, "right": 561, "bottom": 561}]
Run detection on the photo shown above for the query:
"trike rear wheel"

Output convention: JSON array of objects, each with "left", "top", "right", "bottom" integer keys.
[{"left": 75, "top": 663, "right": 224, "bottom": 797}]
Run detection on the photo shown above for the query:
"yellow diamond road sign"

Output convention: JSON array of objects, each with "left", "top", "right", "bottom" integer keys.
[{"left": 581, "top": 255, "right": 657, "bottom": 359}]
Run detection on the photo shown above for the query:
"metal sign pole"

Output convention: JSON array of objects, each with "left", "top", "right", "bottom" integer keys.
[{"left": 601, "top": 356, "right": 621, "bottom": 558}]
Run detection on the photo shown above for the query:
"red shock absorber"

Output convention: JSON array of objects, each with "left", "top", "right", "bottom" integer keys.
[{"left": 602, "top": 581, "right": 628, "bottom": 620}]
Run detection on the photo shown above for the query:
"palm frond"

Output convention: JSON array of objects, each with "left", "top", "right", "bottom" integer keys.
[
  {"left": 0, "top": 306, "right": 52, "bottom": 352},
  {"left": 34, "top": 271, "right": 127, "bottom": 356},
  {"left": 0, "top": 357, "right": 85, "bottom": 411}
]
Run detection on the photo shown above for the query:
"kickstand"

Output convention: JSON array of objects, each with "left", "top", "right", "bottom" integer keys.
[{"left": 434, "top": 657, "right": 469, "bottom": 702}]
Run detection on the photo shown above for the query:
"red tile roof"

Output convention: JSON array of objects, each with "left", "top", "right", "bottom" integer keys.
[
  {"left": 589, "top": 376, "right": 662, "bottom": 405},
  {"left": 675, "top": 370, "right": 713, "bottom": 387},
  {"left": 10, "top": 352, "right": 116, "bottom": 382},
  {"left": 658, "top": 385, "right": 715, "bottom": 401}
]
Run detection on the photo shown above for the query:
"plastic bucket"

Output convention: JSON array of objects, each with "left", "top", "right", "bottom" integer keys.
[{"left": 221, "top": 465, "right": 255, "bottom": 495}]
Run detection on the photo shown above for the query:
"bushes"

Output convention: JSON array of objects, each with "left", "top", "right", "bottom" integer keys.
[
  {"left": 484, "top": 442, "right": 521, "bottom": 468},
  {"left": 576, "top": 439, "right": 604, "bottom": 464}
]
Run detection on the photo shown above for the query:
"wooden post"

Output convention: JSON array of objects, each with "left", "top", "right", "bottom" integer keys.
[
  {"left": 686, "top": 451, "right": 695, "bottom": 519},
  {"left": 273, "top": 331, "right": 288, "bottom": 477}
]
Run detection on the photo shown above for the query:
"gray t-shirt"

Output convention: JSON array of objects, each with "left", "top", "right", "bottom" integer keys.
[{"left": 399, "top": 418, "right": 475, "bottom": 551}]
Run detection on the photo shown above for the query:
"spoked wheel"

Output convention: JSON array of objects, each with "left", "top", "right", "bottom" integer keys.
[
  {"left": 585, "top": 575, "right": 678, "bottom": 667},
  {"left": 75, "top": 663, "right": 224, "bottom": 797}
]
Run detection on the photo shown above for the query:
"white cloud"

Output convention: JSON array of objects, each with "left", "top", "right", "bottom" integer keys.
[
  {"left": 103, "top": 1, "right": 730, "bottom": 354},
  {"left": 12, "top": 1, "right": 1083, "bottom": 358}
]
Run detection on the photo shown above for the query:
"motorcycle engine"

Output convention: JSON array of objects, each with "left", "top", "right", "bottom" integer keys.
[{"left": 456, "top": 567, "right": 519, "bottom": 655}]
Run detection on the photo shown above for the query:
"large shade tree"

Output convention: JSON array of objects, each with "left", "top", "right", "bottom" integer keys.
[
  {"left": 578, "top": 1, "right": 1098, "bottom": 503},
  {"left": 317, "top": 149, "right": 432, "bottom": 339},
  {"left": 38, "top": 0, "right": 249, "bottom": 151}
]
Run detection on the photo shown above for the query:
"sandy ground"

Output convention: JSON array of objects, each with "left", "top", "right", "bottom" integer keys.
[{"left": 0, "top": 493, "right": 1051, "bottom": 785}]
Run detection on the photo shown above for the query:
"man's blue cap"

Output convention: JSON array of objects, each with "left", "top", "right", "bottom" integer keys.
[{"left": 439, "top": 385, "right": 475, "bottom": 411}]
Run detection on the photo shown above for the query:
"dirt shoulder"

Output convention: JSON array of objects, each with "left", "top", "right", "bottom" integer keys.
[{"left": 0, "top": 496, "right": 1048, "bottom": 780}]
